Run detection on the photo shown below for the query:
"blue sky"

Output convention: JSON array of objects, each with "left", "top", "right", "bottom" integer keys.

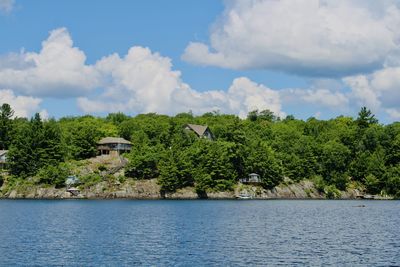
[{"left": 0, "top": 0, "right": 400, "bottom": 123}]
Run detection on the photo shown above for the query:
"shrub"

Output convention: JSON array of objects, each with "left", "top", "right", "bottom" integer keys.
[
  {"left": 79, "top": 173, "right": 102, "bottom": 188},
  {"left": 36, "top": 163, "right": 71, "bottom": 188},
  {"left": 364, "top": 174, "right": 381, "bottom": 194},
  {"left": 312, "top": 175, "right": 325, "bottom": 192},
  {"left": 324, "top": 185, "right": 341, "bottom": 199}
]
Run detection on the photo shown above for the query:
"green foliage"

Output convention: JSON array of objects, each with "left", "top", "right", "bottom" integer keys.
[
  {"left": 0, "top": 103, "right": 14, "bottom": 150},
  {"left": 384, "top": 166, "right": 400, "bottom": 198},
  {"left": 60, "top": 116, "right": 112, "bottom": 160},
  {"left": 8, "top": 113, "right": 65, "bottom": 177},
  {"left": 324, "top": 185, "right": 341, "bottom": 199},
  {"left": 356, "top": 106, "right": 378, "bottom": 130},
  {"left": 79, "top": 173, "right": 102, "bottom": 188},
  {"left": 364, "top": 174, "right": 381, "bottom": 195},
  {"left": 125, "top": 145, "right": 164, "bottom": 179},
  {"left": 2, "top": 102, "right": 400, "bottom": 198},
  {"left": 246, "top": 141, "right": 283, "bottom": 188},
  {"left": 312, "top": 175, "right": 326, "bottom": 192},
  {"left": 36, "top": 163, "right": 70, "bottom": 188}
]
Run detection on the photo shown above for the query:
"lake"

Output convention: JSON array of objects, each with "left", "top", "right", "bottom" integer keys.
[{"left": 0, "top": 200, "right": 399, "bottom": 266}]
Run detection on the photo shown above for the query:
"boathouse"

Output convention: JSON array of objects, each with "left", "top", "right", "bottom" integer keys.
[
  {"left": 184, "top": 124, "right": 214, "bottom": 140},
  {"left": 65, "top": 175, "right": 80, "bottom": 188},
  {"left": 97, "top": 137, "right": 132, "bottom": 156},
  {"left": 0, "top": 150, "right": 8, "bottom": 169},
  {"left": 239, "top": 173, "right": 262, "bottom": 184}
]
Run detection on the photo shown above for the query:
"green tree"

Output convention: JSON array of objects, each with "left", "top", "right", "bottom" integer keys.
[
  {"left": 246, "top": 141, "right": 283, "bottom": 188},
  {"left": 0, "top": 103, "right": 14, "bottom": 150},
  {"left": 356, "top": 107, "right": 378, "bottom": 130}
]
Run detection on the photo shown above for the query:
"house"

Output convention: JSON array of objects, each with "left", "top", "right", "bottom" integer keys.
[
  {"left": 65, "top": 175, "right": 80, "bottom": 188},
  {"left": 239, "top": 173, "right": 262, "bottom": 184},
  {"left": 0, "top": 150, "right": 8, "bottom": 169},
  {"left": 97, "top": 137, "right": 132, "bottom": 156},
  {"left": 184, "top": 124, "right": 214, "bottom": 140}
]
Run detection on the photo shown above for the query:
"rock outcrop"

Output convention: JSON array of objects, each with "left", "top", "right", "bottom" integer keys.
[{"left": 1, "top": 178, "right": 363, "bottom": 200}]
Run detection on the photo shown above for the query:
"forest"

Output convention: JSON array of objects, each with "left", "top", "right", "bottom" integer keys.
[{"left": 1, "top": 103, "right": 400, "bottom": 198}]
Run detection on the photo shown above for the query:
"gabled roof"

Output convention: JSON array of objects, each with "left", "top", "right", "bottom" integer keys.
[
  {"left": 98, "top": 137, "right": 132, "bottom": 145},
  {"left": 0, "top": 150, "right": 8, "bottom": 157},
  {"left": 185, "top": 124, "right": 209, "bottom": 137}
]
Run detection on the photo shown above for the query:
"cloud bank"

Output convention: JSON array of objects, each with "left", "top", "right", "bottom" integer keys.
[
  {"left": 1, "top": 25, "right": 400, "bottom": 121},
  {"left": 0, "top": 0, "right": 14, "bottom": 14},
  {"left": 0, "top": 89, "right": 45, "bottom": 118},
  {"left": 0, "top": 28, "right": 99, "bottom": 97},
  {"left": 0, "top": 28, "right": 284, "bottom": 118},
  {"left": 182, "top": 0, "right": 400, "bottom": 77}
]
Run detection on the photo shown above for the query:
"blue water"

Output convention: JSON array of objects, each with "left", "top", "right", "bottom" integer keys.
[{"left": 0, "top": 200, "right": 399, "bottom": 266}]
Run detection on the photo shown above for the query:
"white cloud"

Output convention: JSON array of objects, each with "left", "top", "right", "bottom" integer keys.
[
  {"left": 280, "top": 87, "right": 349, "bottom": 114},
  {"left": 0, "top": 89, "right": 46, "bottom": 118},
  {"left": 0, "top": 28, "right": 99, "bottom": 97},
  {"left": 225, "top": 77, "right": 283, "bottom": 118},
  {"left": 386, "top": 108, "right": 400, "bottom": 120},
  {"left": 91, "top": 46, "right": 184, "bottom": 114},
  {"left": 78, "top": 46, "right": 284, "bottom": 118},
  {"left": 182, "top": 0, "right": 400, "bottom": 77},
  {"left": 301, "top": 89, "right": 348, "bottom": 108},
  {"left": 172, "top": 77, "right": 284, "bottom": 118},
  {"left": 343, "top": 75, "right": 381, "bottom": 111},
  {"left": 342, "top": 65, "right": 400, "bottom": 119},
  {"left": 0, "top": 0, "right": 14, "bottom": 14}
]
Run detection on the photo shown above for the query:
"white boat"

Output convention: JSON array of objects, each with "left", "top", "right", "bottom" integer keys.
[{"left": 237, "top": 193, "right": 252, "bottom": 199}]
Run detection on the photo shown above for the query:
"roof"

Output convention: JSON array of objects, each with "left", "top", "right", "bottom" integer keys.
[
  {"left": 98, "top": 137, "right": 132, "bottom": 145},
  {"left": 186, "top": 124, "right": 209, "bottom": 137},
  {"left": 0, "top": 150, "right": 8, "bottom": 157}
]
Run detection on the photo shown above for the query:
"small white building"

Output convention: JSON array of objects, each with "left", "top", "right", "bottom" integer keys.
[
  {"left": 65, "top": 175, "right": 80, "bottom": 188},
  {"left": 0, "top": 150, "right": 8, "bottom": 169},
  {"left": 239, "top": 173, "right": 262, "bottom": 184}
]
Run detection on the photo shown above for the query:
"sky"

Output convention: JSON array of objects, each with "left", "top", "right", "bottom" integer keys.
[{"left": 0, "top": 0, "right": 400, "bottom": 123}]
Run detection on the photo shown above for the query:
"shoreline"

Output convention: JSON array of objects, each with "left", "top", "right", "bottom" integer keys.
[{"left": 1, "top": 178, "right": 392, "bottom": 200}]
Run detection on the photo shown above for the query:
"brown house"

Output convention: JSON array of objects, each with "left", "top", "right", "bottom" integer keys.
[
  {"left": 97, "top": 137, "right": 132, "bottom": 156},
  {"left": 184, "top": 124, "right": 214, "bottom": 140}
]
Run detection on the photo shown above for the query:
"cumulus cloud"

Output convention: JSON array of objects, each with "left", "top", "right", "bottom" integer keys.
[
  {"left": 0, "top": 28, "right": 99, "bottom": 97},
  {"left": 283, "top": 88, "right": 349, "bottom": 109},
  {"left": 172, "top": 77, "right": 284, "bottom": 118},
  {"left": 342, "top": 65, "right": 400, "bottom": 119},
  {"left": 0, "top": 27, "right": 284, "bottom": 118},
  {"left": 0, "top": 0, "right": 14, "bottom": 13},
  {"left": 0, "top": 89, "right": 46, "bottom": 118},
  {"left": 182, "top": 0, "right": 400, "bottom": 77},
  {"left": 78, "top": 46, "right": 284, "bottom": 118}
]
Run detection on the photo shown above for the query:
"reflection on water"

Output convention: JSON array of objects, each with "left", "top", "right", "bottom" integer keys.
[{"left": 0, "top": 200, "right": 399, "bottom": 266}]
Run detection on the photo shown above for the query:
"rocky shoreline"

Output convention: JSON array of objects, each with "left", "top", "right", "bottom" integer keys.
[{"left": 0, "top": 178, "right": 370, "bottom": 200}]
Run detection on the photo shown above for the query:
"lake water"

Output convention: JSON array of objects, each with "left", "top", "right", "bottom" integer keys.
[{"left": 0, "top": 200, "right": 399, "bottom": 266}]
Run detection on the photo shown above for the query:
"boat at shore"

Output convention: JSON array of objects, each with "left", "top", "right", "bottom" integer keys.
[{"left": 237, "top": 193, "right": 252, "bottom": 199}]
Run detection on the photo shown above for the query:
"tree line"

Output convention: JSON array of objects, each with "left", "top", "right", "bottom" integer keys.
[{"left": 1, "top": 103, "right": 399, "bottom": 197}]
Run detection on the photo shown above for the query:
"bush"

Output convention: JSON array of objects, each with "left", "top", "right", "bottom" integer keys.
[
  {"left": 36, "top": 163, "right": 70, "bottom": 188},
  {"left": 79, "top": 173, "right": 102, "bottom": 188},
  {"left": 324, "top": 185, "right": 341, "bottom": 199},
  {"left": 364, "top": 174, "right": 381, "bottom": 194},
  {"left": 312, "top": 175, "right": 325, "bottom": 192},
  {"left": 125, "top": 146, "right": 163, "bottom": 179},
  {"left": 330, "top": 171, "right": 350, "bottom": 191},
  {"left": 98, "top": 164, "right": 107, "bottom": 172}
]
